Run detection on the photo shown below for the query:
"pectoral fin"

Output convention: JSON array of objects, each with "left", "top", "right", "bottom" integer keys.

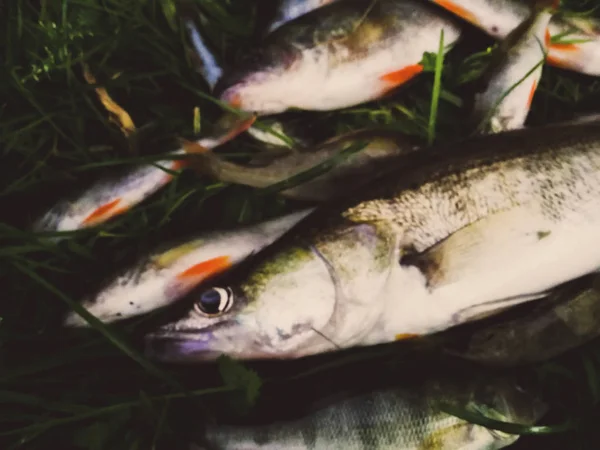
[{"left": 402, "top": 206, "right": 552, "bottom": 290}]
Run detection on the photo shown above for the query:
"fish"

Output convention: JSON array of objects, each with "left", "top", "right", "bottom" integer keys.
[
  {"left": 470, "top": 0, "right": 556, "bottom": 134},
  {"left": 426, "top": 0, "right": 600, "bottom": 76},
  {"left": 191, "top": 375, "right": 546, "bottom": 450},
  {"left": 32, "top": 112, "right": 256, "bottom": 235},
  {"left": 63, "top": 209, "right": 313, "bottom": 327},
  {"left": 267, "top": 0, "right": 340, "bottom": 34},
  {"left": 185, "top": 128, "right": 420, "bottom": 202},
  {"left": 146, "top": 120, "right": 600, "bottom": 363},
  {"left": 443, "top": 274, "right": 600, "bottom": 367},
  {"left": 183, "top": 0, "right": 463, "bottom": 116}
]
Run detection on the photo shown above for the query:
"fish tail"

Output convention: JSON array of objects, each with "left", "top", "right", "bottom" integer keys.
[{"left": 176, "top": 1, "right": 224, "bottom": 90}]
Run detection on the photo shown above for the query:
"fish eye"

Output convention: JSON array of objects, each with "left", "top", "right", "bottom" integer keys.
[{"left": 194, "top": 287, "right": 234, "bottom": 317}]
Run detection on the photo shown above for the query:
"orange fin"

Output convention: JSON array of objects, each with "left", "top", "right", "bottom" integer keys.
[
  {"left": 180, "top": 139, "right": 211, "bottom": 155},
  {"left": 395, "top": 333, "right": 420, "bottom": 341},
  {"left": 546, "top": 53, "right": 573, "bottom": 69},
  {"left": 176, "top": 256, "right": 232, "bottom": 283},
  {"left": 545, "top": 29, "right": 551, "bottom": 47},
  {"left": 434, "top": 0, "right": 479, "bottom": 25},
  {"left": 549, "top": 42, "right": 580, "bottom": 52},
  {"left": 527, "top": 80, "right": 538, "bottom": 108},
  {"left": 82, "top": 198, "right": 127, "bottom": 226},
  {"left": 170, "top": 159, "right": 189, "bottom": 171},
  {"left": 379, "top": 64, "right": 423, "bottom": 91}
]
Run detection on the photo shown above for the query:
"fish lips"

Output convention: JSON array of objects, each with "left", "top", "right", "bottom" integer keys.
[{"left": 144, "top": 332, "right": 225, "bottom": 363}]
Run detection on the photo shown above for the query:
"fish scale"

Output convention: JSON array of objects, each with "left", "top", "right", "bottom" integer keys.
[
  {"left": 198, "top": 378, "right": 545, "bottom": 449},
  {"left": 146, "top": 121, "right": 600, "bottom": 363}
]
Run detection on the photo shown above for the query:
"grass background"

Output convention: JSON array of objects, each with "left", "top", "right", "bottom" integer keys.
[{"left": 4, "top": 0, "right": 600, "bottom": 448}]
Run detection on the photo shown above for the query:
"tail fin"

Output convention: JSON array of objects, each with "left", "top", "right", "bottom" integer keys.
[{"left": 176, "top": 1, "right": 224, "bottom": 90}]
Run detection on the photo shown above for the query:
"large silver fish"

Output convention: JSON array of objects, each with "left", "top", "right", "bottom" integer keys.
[
  {"left": 444, "top": 274, "right": 600, "bottom": 367},
  {"left": 63, "top": 209, "right": 313, "bottom": 326},
  {"left": 426, "top": 0, "right": 600, "bottom": 76},
  {"left": 192, "top": 375, "right": 546, "bottom": 450},
  {"left": 146, "top": 120, "right": 600, "bottom": 363},
  {"left": 184, "top": 0, "right": 463, "bottom": 116}
]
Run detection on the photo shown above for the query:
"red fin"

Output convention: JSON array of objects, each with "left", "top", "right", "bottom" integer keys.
[
  {"left": 434, "top": 0, "right": 479, "bottom": 25},
  {"left": 545, "top": 29, "right": 551, "bottom": 47},
  {"left": 82, "top": 198, "right": 126, "bottom": 225},
  {"left": 176, "top": 256, "right": 232, "bottom": 282},
  {"left": 379, "top": 64, "right": 424, "bottom": 92},
  {"left": 527, "top": 80, "right": 538, "bottom": 108}
]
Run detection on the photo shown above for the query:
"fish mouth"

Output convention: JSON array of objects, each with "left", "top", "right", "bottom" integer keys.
[{"left": 144, "top": 335, "right": 224, "bottom": 363}]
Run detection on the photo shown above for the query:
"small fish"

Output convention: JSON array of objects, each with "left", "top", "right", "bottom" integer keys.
[
  {"left": 33, "top": 113, "right": 255, "bottom": 235},
  {"left": 427, "top": 0, "right": 600, "bottom": 76},
  {"left": 267, "top": 0, "right": 340, "bottom": 34},
  {"left": 470, "top": 0, "right": 556, "bottom": 134},
  {"left": 192, "top": 375, "right": 546, "bottom": 450},
  {"left": 444, "top": 274, "right": 600, "bottom": 367},
  {"left": 183, "top": 0, "right": 463, "bottom": 116},
  {"left": 185, "top": 129, "right": 420, "bottom": 202},
  {"left": 63, "top": 209, "right": 313, "bottom": 327},
  {"left": 146, "top": 121, "right": 600, "bottom": 363}
]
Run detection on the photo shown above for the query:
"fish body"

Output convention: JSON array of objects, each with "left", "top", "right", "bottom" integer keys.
[
  {"left": 63, "top": 209, "right": 313, "bottom": 326},
  {"left": 194, "top": 376, "right": 545, "bottom": 450},
  {"left": 190, "top": 129, "right": 420, "bottom": 201},
  {"left": 147, "top": 121, "right": 600, "bottom": 362},
  {"left": 33, "top": 151, "right": 186, "bottom": 234},
  {"left": 427, "top": 0, "right": 600, "bottom": 75},
  {"left": 267, "top": 0, "right": 340, "bottom": 34},
  {"left": 445, "top": 274, "right": 600, "bottom": 367},
  {"left": 211, "top": 0, "right": 463, "bottom": 115},
  {"left": 33, "top": 114, "right": 255, "bottom": 235},
  {"left": 471, "top": 2, "right": 555, "bottom": 134}
]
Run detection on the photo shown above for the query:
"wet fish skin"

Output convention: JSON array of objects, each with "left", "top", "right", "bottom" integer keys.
[
  {"left": 193, "top": 376, "right": 546, "bottom": 450},
  {"left": 32, "top": 153, "right": 187, "bottom": 235},
  {"left": 146, "top": 121, "right": 600, "bottom": 362},
  {"left": 445, "top": 275, "right": 600, "bottom": 367},
  {"left": 63, "top": 209, "right": 313, "bottom": 327},
  {"left": 33, "top": 113, "right": 255, "bottom": 236},
  {"left": 471, "top": 1, "right": 555, "bottom": 134},
  {"left": 189, "top": 129, "right": 420, "bottom": 202},
  {"left": 211, "top": 0, "right": 463, "bottom": 115},
  {"left": 427, "top": 0, "right": 600, "bottom": 75}
]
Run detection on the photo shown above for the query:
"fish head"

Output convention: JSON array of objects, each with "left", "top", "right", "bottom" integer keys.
[
  {"left": 214, "top": 45, "right": 302, "bottom": 116},
  {"left": 145, "top": 221, "right": 399, "bottom": 362}
]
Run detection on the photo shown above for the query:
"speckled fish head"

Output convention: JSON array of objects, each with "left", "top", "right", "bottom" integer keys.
[
  {"left": 145, "top": 221, "right": 399, "bottom": 362},
  {"left": 214, "top": 44, "right": 302, "bottom": 115}
]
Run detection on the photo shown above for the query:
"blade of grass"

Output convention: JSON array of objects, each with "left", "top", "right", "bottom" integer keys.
[
  {"left": 427, "top": 29, "right": 444, "bottom": 146},
  {"left": 12, "top": 261, "right": 185, "bottom": 394}
]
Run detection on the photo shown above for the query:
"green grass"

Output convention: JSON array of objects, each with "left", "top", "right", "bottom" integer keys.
[{"left": 5, "top": 0, "right": 600, "bottom": 449}]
